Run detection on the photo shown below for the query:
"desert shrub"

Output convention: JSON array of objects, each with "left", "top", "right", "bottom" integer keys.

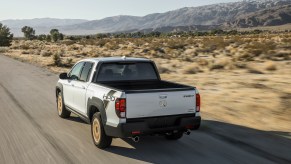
[
  {"left": 245, "top": 41, "right": 276, "bottom": 56},
  {"left": 21, "top": 51, "right": 30, "bottom": 54},
  {"left": 142, "top": 49, "right": 150, "bottom": 53},
  {"left": 158, "top": 66, "right": 171, "bottom": 74},
  {"left": 247, "top": 66, "right": 264, "bottom": 74},
  {"left": 0, "top": 47, "right": 9, "bottom": 53},
  {"left": 209, "top": 58, "right": 231, "bottom": 70},
  {"left": 197, "top": 58, "right": 209, "bottom": 66},
  {"left": 167, "top": 39, "right": 187, "bottom": 50},
  {"left": 34, "top": 49, "right": 41, "bottom": 55},
  {"left": 61, "top": 40, "right": 76, "bottom": 46},
  {"left": 264, "top": 61, "right": 277, "bottom": 71},
  {"left": 53, "top": 53, "right": 62, "bottom": 66},
  {"left": 41, "top": 50, "right": 53, "bottom": 57},
  {"left": 234, "top": 62, "right": 247, "bottom": 69},
  {"left": 56, "top": 50, "right": 65, "bottom": 57},
  {"left": 65, "top": 58, "right": 73, "bottom": 67},
  {"left": 105, "top": 42, "right": 119, "bottom": 50},
  {"left": 202, "top": 37, "right": 229, "bottom": 51},
  {"left": 182, "top": 64, "right": 202, "bottom": 74},
  {"left": 154, "top": 47, "right": 165, "bottom": 54},
  {"left": 96, "top": 39, "right": 107, "bottom": 47},
  {"left": 268, "top": 52, "right": 290, "bottom": 61},
  {"left": 0, "top": 23, "right": 13, "bottom": 47},
  {"left": 209, "top": 64, "right": 224, "bottom": 70},
  {"left": 235, "top": 53, "right": 255, "bottom": 62}
]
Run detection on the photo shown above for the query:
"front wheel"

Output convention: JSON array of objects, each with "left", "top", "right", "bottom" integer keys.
[
  {"left": 91, "top": 113, "right": 112, "bottom": 149},
  {"left": 57, "top": 92, "right": 71, "bottom": 118}
]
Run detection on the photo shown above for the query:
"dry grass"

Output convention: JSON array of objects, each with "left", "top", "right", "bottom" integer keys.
[{"left": 3, "top": 32, "right": 291, "bottom": 132}]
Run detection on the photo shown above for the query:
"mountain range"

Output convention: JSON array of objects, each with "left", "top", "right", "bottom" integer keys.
[{"left": 1, "top": 0, "right": 291, "bottom": 36}]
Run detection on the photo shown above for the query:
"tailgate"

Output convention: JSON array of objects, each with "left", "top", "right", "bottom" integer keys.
[{"left": 126, "top": 90, "right": 196, "bottom": 118}]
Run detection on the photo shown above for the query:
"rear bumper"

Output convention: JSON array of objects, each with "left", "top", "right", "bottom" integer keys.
[{"left": 104, "top": 115, "right": 201, "bottom": 138}]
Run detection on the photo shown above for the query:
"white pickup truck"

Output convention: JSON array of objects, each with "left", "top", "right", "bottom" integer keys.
[{"left": 56, "top": 57, "right": 201, "bottom": 149}]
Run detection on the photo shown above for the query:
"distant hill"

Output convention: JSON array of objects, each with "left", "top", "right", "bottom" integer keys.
[
  {"left": 1, "top": 0, "right": 291, "bottom": 36},
  {"left": 229, "top": 4, "right": 291, "bottom": 28},
  {"left": 116, "top": 25, "right": 221, "bottom": 34}
]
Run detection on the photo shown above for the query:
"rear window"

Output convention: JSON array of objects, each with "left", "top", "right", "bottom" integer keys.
[{"left": 96, "top": 62, "right": 158, "bottom": 82}]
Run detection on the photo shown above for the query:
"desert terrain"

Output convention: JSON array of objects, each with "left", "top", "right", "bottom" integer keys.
[{"left": 1, "top": 32, "right": 291, "bottom": 133}]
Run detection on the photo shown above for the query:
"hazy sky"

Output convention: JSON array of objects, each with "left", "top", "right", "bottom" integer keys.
[{"left": 0, "top": 0, "right": 241, "bottom": 20}]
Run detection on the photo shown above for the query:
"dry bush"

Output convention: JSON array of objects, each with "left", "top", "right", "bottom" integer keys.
[
  {"left": 267, "top": 52, "right": 290, "bottom": 61},
  {"left": 0, "top": 47, "right": 9, "bottom": 53},
  {"left": 167, "top": 39, "right": 187, "bottom": 50},
  {"left": 264, "top": 61, "right": 277, "bottom": 71},
  {"left": 197, "top": 58, "right": 209, "bottom": 66},
  {"left": 61, "top": 40, "right": 76, "bottom": 46},
  {"left": 247, "top": 65, "right": 264, "bottom": 74},
  {"left": 64, "top": 58, "right": 74, "bottom": 67},
  {"left": 34, "top": 49, "right": 41, "bottom": 55},
  {"left": 68, "top": 45, "right": 80, "bottom": 51},
  {"left": 209, "top": 64, "right": 224, "bottom": 70},
  {"left": 209, "top": 58, "right": 231, "bottom": 70},
  {"left": 20, "top": 44, "right": 30, "bottom": 50},
  {"left": 53, "top": 53, "right": 62, "bottom": 67},
  {"left": 201, "top": 37, "right": 230, "bottom": 51},
  {"left": 21, "top": 51, "right": 30, "bottom": 54},
  {"left": 105, "top": 42, "right": 119, "bottom": 50},
  {"left": 41, "top": 50, "right": 53, "bottom": 57},
  {"left": 234, "top": 62, "right": 247, "bottom": 69},
  {"left": 95, "top": 39, "right": 107, "bottom": 47},
  {"left": 158, "top": 66, "right": 171, "bottom": 74},
  {"left": 245, "top": 41, "right": 276, "bottom": 57},
  {"left": 234, "top": 52, "right": 255, "bottom": 62},
  {"left": 182, "top": 64, "right": 202, "bottom": 74}
]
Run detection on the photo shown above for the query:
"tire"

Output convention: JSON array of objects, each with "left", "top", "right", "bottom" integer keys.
[
  {"left": 57, "top": 92, "right": 71, "bottom": 118},
  {"left": 91, "top": 113, "right": 112, "bottom": 149},
  {"left": 192, "top": 123, "right": 200, "bottom": 130},
  {"left": 165, "top": 131, "right": 183, "bottom": 140}
]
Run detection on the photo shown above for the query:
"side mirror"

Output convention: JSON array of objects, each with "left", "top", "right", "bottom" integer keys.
[{"left": 59, "top": 73, "right": 68, "bottom": 79}]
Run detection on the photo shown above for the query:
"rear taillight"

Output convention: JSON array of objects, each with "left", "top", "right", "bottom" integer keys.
[
  {"left": 115, "top": 98, "right": 126, "bottom": 118},
  {"left": 196, "top": 94, "right": 200, "bottom": 112}
]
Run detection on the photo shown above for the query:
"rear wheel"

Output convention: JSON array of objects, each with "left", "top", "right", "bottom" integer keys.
[
  {"left": 57, "top": 92, "right": 71, "bottom": 118},
  {"left": 192, "top": 123, "right": 200, "bottom": 130},
  {"left": 165, "top": 131, "right": 183, "bottom": 140},
  {"left": 91, "top": 113, "right": 112, "bottom": 149}
]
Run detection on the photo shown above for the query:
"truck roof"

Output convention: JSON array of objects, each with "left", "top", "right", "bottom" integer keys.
[{"left": 81, "top": 57, "right": 151, "bottom": 63}]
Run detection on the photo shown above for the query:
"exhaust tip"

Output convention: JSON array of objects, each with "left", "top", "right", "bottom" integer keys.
[
  {"left": 132, "top": 136, "right": 140, "bottom": 142},
  {"left": 185, "top": 129, "right": 191, "bottom": 135}
]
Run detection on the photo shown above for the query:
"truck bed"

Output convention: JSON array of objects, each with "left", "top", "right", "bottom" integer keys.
[{"left": 99, "top": 80, "right": 194, "bottom": 92}]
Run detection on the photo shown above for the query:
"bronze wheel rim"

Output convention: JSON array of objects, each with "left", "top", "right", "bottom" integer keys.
[
  {"left": 58, "top": 94, "right": 62, "bottom": 115},
  {"left": 93, "top": 118, "right": 101, "bottom": 143}
]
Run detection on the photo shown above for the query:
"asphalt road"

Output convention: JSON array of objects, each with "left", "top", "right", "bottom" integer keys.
[{"left": 0, "top": 55, "right": 290, "bottom": 164}]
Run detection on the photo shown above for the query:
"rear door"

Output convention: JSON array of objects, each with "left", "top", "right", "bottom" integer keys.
[{"left": 126, "top": 90, "right": 196, "bottom": 118}]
